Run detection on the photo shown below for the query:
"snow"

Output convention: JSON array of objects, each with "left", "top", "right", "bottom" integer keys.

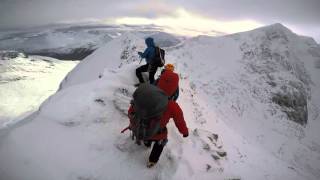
[
  {"left": 58, "top": 33, "right": 144, "bottom": 89},
  {"left": 0, "top": 55, "right": 78, "bottom": 129},
  {"left": 1, "top": 23, "right": 320, "bottom": 180}
]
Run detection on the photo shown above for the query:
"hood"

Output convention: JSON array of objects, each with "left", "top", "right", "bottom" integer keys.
[{"left": 145, "top": 37, "right": 155, "bottom": 47}]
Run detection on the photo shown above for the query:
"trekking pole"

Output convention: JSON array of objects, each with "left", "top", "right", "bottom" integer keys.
[
  {"left": 121, "top": 126, "right": 130, "bottom": 133},
  {"left": 139, "top": 57, "right": 142, "bottom": 64}
]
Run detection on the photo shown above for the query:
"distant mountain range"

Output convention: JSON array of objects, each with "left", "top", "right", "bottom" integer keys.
[{"left": 0, "top": 24, "right": 183, "bottom": 60}]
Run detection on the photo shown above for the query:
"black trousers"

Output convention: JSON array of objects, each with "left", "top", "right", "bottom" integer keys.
[
  {"left": 144, "top": 139, "right": 167, "bottom": 163},
  {"left": 136, "top": 63, "right": 158, "bottom": 84}
]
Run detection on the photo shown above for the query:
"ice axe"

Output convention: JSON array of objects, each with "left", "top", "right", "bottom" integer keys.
[
  {"left": 138, "top": 51, "right": 143, "bottom": 64},
  {"left": 121, "top": 126, "right": 130, "bottom": 133}
]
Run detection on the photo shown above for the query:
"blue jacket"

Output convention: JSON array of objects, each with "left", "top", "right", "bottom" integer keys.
[{"left": 139, "top": 37, "right": 156, "bottom": 64}]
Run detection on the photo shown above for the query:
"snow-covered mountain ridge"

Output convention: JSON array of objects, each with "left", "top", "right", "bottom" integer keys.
[
  {"left": 170, "top": 23, "right": 320, "bottom": 178},
  {"left": 0, "top": 23, "right": 319, "bottom": 180},
  {"left": 0, "top": 24, "right": 182, "bottom": 60}
]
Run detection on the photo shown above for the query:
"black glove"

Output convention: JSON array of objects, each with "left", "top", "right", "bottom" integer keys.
[
  {"left": 128, "top": 111, "right": 135, "bottom": 119},
  {"left": 183, "top": 133, "right": 188, "bottom": 138}
]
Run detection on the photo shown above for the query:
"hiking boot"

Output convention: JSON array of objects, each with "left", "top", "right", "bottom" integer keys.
[
  {"left": 144, "top": 140, "right": 152, "bottom": 148},
  {"left": 147, "top": 161, "right": 157, "bottom": 168}
]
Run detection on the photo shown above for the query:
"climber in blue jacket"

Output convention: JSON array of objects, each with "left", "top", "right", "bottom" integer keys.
[{"left": 136, "top": 37, "right": 158, "bottom": 86}]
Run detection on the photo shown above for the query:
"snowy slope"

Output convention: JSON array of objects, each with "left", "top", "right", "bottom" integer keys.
[
  {"left": 58, "top": 33, "right": 144, "bottom": 89},
  {"left": 0, "top": 24, "right": 320, "bottom": 180},
  {"left": 0, "top": 53, "right": 78, "bottom": 129},
  {"left": 168, "top": 23, "right": 320, "bottom": 179}
]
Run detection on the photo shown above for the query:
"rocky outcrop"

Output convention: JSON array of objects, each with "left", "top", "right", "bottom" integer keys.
[
  {"left": 28, "top": 47, "right": 96, "bottom": 60},
  {"left": 0, "top": 50, "right": 27, "bottom": 60},
  {"left": 271, "top": 81, "right": 308, "bottom": 126}
]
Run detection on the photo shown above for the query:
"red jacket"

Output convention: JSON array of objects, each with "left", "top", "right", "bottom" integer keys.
[
  {"left": 128, "top": 100, "right": 188, "bottom": 140},
  {"left": 157, "top": 70, "right": 179, "bottom": 97}
]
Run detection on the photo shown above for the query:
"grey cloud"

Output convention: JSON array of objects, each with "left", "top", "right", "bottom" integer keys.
[
  {"left": 0, "top": 0, "right": 181, "bottom": 29},
  {"left": 0, "top": 0, "right": 157, "bottom": 29},
  {"left": 169, "top": 0, "right": 320, "bottom": 26},
  {"left": 1, "top": 0, "right": 319, "bottom": 28},
  {"left": 0, "top": 0, "right": 319, "bottom": 42}
]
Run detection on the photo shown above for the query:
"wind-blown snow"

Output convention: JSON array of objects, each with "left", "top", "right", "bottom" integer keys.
[{"left": 0, "top": 24, "right": 320, "bottom": 180}]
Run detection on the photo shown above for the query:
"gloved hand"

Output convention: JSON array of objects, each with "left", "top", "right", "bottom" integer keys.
[
  {"left": 183, "top": 133, "right": 188, "bottom": 138},
  {"left": 138, "top": 52, "right": 143, "bottom": 57},
  {"left": 128, "top": 111, "right": 135, "bottom": 119}
]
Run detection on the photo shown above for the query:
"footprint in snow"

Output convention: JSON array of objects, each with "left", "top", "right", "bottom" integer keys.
[
  {"left": 191, "top": 128, "right": 227, "bottom": 170},
  {"left": 112, "top": 87, "right": 134, "bottom": 116},
  {"left": 114, "top": 136, "right": 180, "bottom": 180}
]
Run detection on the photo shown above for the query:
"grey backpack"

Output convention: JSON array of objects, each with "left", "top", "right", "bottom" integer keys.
[{"left": 130, "top": 83, "right": 168, "bottom": 144}]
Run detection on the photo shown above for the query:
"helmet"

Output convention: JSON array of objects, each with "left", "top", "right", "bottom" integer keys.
[{"left": 165, "top": 64, "right": 175, "bottom": 71}]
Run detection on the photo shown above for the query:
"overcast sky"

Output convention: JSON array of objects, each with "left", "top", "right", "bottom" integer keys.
[{"left": 0, "top": 0, "right": 319, "bottom": 42}]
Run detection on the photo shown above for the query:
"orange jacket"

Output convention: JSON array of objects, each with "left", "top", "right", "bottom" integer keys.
[{"left": 128, "top": 100, "right": 188, "bottom": 140}]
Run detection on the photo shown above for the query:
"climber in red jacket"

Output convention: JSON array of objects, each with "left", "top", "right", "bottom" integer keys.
[
  {"left": 127, "top": 102, "right": 188, "bottom": 168},
  {"left": 156, "top": 63, "right": 180, "bottom": 101},
  {"left": 127, "top": 86, "right": 188, "bottom": 168}
]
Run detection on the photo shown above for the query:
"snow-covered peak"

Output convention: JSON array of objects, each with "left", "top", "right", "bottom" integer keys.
[
  {"left": 257, "top": 23, "right": 293, "bottom": 33},
  {"left": 58, "top": 32, "right": 145, "bottom": 89}
]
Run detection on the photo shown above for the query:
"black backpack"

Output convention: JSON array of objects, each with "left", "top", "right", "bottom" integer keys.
[
  {"left": 130, "top": 83, "right": 168, "bottom": 144},
  {"left": 153, "top": 47, "right": 165, "bottom": 67}
]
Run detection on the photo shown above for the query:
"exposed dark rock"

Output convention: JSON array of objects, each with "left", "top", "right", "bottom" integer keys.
[
  {"left": 203, "top": 143, "right": 211, "bottom": 151},
  {"left": 207, "top": 133, "right": 219, "bottom": 146},
  {"left": 118, "top": 38, "right": 140, "bottom": 68},
  {"left": 206, "top": 164, "right": 211, "bottom": 172},
  {"left": 217, "top": 151, "right": 227, "bottom": 157},
  {"left": 272, "top": 85, "right": 308, "bottom": 126},
  {"left": 193, "top": 128, "right": 199, "bottom": 136},
  {"left": 28, "top": 47, "right": 96, "bottom": 60},
  {"left": 0, "top": 50, "right": 27, "bottom": 59},
  {"left": 94, "top": 99, "right": 106, "bottom": 106},
  {"left": 211, "top": 154, "right": 220, "bottom": 160}
]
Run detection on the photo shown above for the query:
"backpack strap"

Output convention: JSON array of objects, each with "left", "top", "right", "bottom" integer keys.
[{"left": 159, "top": 47, "right": 164, "bottom": 61}]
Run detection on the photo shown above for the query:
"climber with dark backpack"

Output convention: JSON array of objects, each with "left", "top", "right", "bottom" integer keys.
[
  {"left": 136, "top": 37, "right": 165, "bottom": 86},
  {"left": 122, "top": 83, "right": 188, "bottom": 168}
]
